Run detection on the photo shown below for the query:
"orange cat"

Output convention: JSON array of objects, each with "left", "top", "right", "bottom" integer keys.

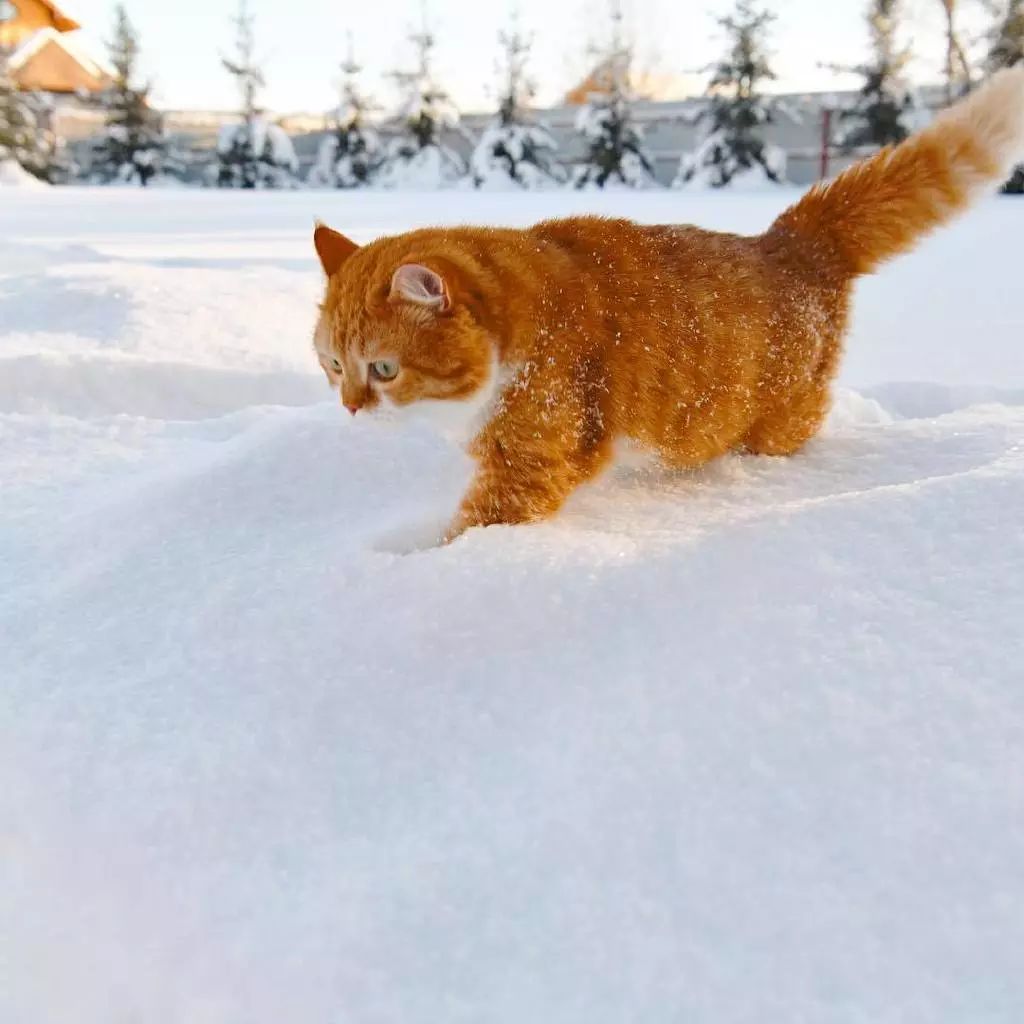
[{"left": 313, "top": 69, "right": 1024, "bottom": 541}]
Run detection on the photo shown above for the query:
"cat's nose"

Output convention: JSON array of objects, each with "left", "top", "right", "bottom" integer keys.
[{"left": 344, "top": 403, "right": 359, "bottom": 416}]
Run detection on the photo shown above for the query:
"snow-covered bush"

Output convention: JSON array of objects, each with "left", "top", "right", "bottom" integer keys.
[
  {"left": 676, "top": 0, "right": 786, "bottom": 189},
  {"left": 573, "top": 96, "right": 656, "bottom": 188},
  {"left": 376, "top": 23, "right": 467, "bottom": 189},
  {"left": 377, "top": 138, "right": 464, "bottom": 190},
  {"left": 0, "top": 55, "right": 61, "bottom": 182},
  {"left": 677, "top": 129, "right": 785, "bottom": 190},
  {"left": 308, "top": 45, "right": 381, "bottom": 189},
  {"left": 470, "top": 17, "right": 566, "bottom": 190},
  {"left": 826, "top": 0, "right": 917, "bottom": 153},
  {"left": 986, "top": 0, "right": 1024, "bottom": 193},
  {"left": 309, "top": 124, "right": 381, "bottom": 188},
  {"left": 472, "top": 121, "right": 565, "bottom": 189},
  {"left": 87, "top": 5, "right": 181, "bottom": 186},
  {"left": 212, "top": 118, "right": 298, "bottom": 189},
  {"left": 571, "top": 4, "right": 656, "bottom": 189},
  {"left": 210, "top": 0, "right": 298, "bottom": 189},
  {"left": 987, "top": 0, "right": 1024, "bottom": 71},
  {"left": 90, "top": 121, "right": 167, "bottom": 185}
]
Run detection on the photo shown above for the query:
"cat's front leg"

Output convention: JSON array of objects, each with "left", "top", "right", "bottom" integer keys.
[
  {"left": 444, "top": 425, "right": 611, "bottom": 542},
  {"left": 445, "top": 458, "right": 566, "bottom": 541}
]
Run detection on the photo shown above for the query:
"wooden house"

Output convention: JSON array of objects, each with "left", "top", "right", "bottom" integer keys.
[{"left": 1, "top": 0, "right": 111, "bottom": 94}]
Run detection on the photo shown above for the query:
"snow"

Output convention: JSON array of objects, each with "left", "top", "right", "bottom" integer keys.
[
  {"left": 375, "top": 140, "right": 466, "bottom": 189},
  {"left": 677, "top": 127, "right": 787, "bottom": 189},
  {"left": 213, "top": 118, "right": 299, "bottom": 188},
  {"left": 677, "top": 140, "right": 788, "bottom": 190},
  {"left": 572, "top": 98, "right": 658, "bottom": 189},
  {"left": 7, "top": 26, "right": 112, "bottom": 81},
  {"left": 2, "top": 186, "right": 1023, "bottom": 1023},
  {"left": 0, "top": 157, "right": 47, "bottom": 187},
  {"left": 470, "top": 121, "right": 566, "bottom": 190},
  {"left": 214, "top": 119, "right": 295, "bottom": 169},
  {"left": 307, "top": 125, "right": 382, "bottom": 189}
]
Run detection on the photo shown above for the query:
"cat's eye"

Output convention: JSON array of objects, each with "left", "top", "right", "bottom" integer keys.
[
  {"left": 370, "top": 359, "right": 400, "bottom": 381},
  {"left": 330, "top": 356, "right": 343, "bottom": 373}
]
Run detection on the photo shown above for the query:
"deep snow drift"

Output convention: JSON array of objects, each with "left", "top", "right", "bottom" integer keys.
[{"left": 2, "top": 187, "right": 1023, "bottom": 1024}]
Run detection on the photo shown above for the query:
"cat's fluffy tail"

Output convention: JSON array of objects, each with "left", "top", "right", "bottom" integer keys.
[{"left": 768, "top": 66, "right": 1024, "bottom": 276}]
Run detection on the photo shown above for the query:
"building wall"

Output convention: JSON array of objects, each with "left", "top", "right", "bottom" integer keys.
[{"left": 13, "top": 38, "right": 108, "bottom": 93}]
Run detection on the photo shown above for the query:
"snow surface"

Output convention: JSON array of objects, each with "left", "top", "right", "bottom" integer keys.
[
  {"left": 0, "top": 158, "right": 47, "bottom": 188},
  {"left": 2, "top": 187, "right": 1023, "bottom": 1023}
]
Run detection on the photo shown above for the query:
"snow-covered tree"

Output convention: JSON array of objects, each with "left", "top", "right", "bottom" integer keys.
[
  {"left": 987, "top": 0, "right": 1024, "bottom": 70},
  {"left": 212, "top": 0, "right": 297, "bottom": 189},
  {"left": 470, "top": 13, "right": 566, "bottom": 189},
  {"left": 308, "top": 35, "right": 381, "bottom": 188},
  {"left": 377, "top": 13, "right": 466, "bottom": 189},
  {"left": 676, "top": 0, "right": 785, "bottom": 188},
  {"left": 827, "top": 0, "right": 917, "bottom": 151},
  {"left": 986, "top": 0, "right": 1024, "bottom": 191},
  {"left": 572, "top": 1, "right": 657, "bottom": 189},
  {"left": 88, "top": 5, "right": 176, "bottom": 186},
  {"left": 0, "top": 49, "right": 61, "bottom": 182}
]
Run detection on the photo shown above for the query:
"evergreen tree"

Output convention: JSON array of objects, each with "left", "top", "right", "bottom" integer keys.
[
  {"left": 987, "top": 0, "right": 1024, "bottom": 70},
  {"left": 377, "top": 10, "right": 466, "bottom": 189},
  {"left": 88, "top": 5, "right": 173, "bottom": 186},
  {"left": 986, "top": 0, "right": 1024, "bottom": 191},
  {"left": 470, "top": 13, "right": 566, "bottom": 189},
  {"left": 676, "top": 0, "right": 785, "bottom": 188},
  {"left": 572, "top": 1, "right": 657, "bottom": 189},
  {"left": 0, "top": 49, "right": 61, "bottom": 182},
  {"left": 828, "top": 0, "right": 917, "bottom": 151},
  {"left": 309, "top": 35, "right": 381, "bottom": 188},
  {"left": 213, "top": 0, "right": 297, "bottom": 189}
]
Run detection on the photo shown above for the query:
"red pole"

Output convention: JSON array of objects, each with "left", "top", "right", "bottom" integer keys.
[{"left": 820, "top": 107, "right": 832, "bottom": 180}]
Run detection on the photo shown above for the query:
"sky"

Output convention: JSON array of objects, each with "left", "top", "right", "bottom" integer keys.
[{"left": 60, "top": 0, "right": 989, "bottom": 114}]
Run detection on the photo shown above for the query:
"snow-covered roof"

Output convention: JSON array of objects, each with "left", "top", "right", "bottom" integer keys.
[
  {"left": 8, "top": 26, "right": 113, "bottom": 85},
  {"left": 35, "top": 0, "right": 80, "bottom": 32}
]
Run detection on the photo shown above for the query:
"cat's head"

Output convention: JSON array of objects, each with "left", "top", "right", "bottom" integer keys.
[{"left": 311, "top": 224, "right": 499, "bottom": 433}]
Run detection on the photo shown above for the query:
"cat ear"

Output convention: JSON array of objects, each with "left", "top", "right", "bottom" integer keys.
[
  {"left": 313, "top": 223, "right": 359, "bottom": 276},
  {"left": 389, "top": 264, "right": 451, "bottom": 312}
]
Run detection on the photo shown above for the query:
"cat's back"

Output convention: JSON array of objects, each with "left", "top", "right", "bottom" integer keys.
[{"left": 530, "top": 215, "right": 765, "bottom": 285}]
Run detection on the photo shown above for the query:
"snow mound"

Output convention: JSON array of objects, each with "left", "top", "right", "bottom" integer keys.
[
  {"left": 470, "top": 122, "right": 566, "bottom": 190},
  {"left": 0, "top": 158, "right": 48, "bottom": 188},
  {"left": 2, "top": 186, "right": 1023, "bottom": 1023},
  {"left": 215, "top": 118, "right": 297, "bottom": 170},
  {"left": 376, "top": 142, "right": 466, "bottom": 190},
  {"left": 0, "top": 352, "right": 322, "bottom": 419},
  {"left": 212, "top": 118, "right": 299, "bottom": 189},
  {"left": 676, "top": 133, "right": 787, "bottom": 189}
]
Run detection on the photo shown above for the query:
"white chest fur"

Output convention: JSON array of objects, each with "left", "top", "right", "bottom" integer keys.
[{"left": 382, "top": 356, "right": 514, "bottom": 448}]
